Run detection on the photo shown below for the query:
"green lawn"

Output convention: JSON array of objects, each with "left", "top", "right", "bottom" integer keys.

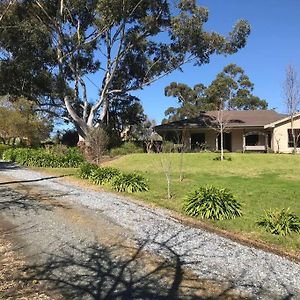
[
  {"left": 36, "top": 153, "right": 300, "bottom": 255},
  {"left": 104, "top": 153, "right": 300, "bottom": 253}
]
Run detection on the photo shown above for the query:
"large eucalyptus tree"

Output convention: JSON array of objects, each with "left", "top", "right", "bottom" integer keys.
[{"left": 0, "top": 0, "right": 250, "bottom": 142}]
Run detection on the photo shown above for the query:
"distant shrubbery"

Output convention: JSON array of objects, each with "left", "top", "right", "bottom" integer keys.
[
  {"left": 2, "top": 146, "right": 84, "bottom": 168},
  {"left": 78, "top": 162, "right": 148, "bottom": 193},
  {"left": 213, "top": 155, "right": 232, "bottom": 161},
  {"left": 110, "top": 142, "right": 144, "bottom": 156},
  {"left": 0, "top": 144, "right": 11, "bottom": 157}
]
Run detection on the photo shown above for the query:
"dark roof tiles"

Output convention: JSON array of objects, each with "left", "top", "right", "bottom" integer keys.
[{"left": 155, "top": 110, "right": 287, "bottom": 130}]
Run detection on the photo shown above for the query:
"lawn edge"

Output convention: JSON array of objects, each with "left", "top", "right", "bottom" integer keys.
[{"left": 30, "top": 166, "right": 300, "bottom": 264}]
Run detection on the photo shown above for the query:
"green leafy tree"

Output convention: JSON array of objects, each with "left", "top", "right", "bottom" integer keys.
[
  {"left": 205, "top": 64, "right": 268, "bottom": 110},
  {"left": 0, "top": 1, "right": 250, "bottom": 143},
  {"left": 206, "top": 65, "right": 267, "bottom": 161},
  {"left": 107, "top": 94, "right": 146, "bottom": 143},
  {"left": 163, "top": 82, "right": 207, "bottom": 123},
  {"left": 0, "top": 97, "right": 52, "bottom": 145},
  {"left": 164, "top": 64, "right": 267, "bottom": 123}
]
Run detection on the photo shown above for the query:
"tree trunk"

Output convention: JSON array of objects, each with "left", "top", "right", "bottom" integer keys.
[
  {"left": 292, "top": 132, "right": 296, "bottom": 154},
  {"left": 75, "top": 123, "right": 93, "bottom": 147},
  {"left": 291, "top": 115, "right": 297, "bottom": 154},
  {"left": 179, "top": 150, "right": 184, "bottom": 181},
  {"left": 220, "top": 125, "right": 224, "bottom": 161},
  {"left": 166, "top": 173, "right": 171, "bottom": 199}
]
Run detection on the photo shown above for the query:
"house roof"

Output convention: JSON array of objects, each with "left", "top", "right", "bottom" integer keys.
[
  {"left": 264, "top": 112, "right": 300, "bottom": 128},
  {"left": 155, "top": 110, "right": 287, "bottom": 131}
]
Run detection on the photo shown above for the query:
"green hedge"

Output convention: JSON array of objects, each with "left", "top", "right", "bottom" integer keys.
[
  {"left": 110, "top": 142, "right": 144, "bottom": 156},
  {"left": 2, "top": 147, "right": 84, "bottom": 168},
  {"left": 0, "top": 144, "right": 11, "bottom": 157}
]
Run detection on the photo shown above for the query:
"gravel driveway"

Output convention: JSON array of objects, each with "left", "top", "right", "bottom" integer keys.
[{"left": 0, "top": 162, "right": 299, "bottom": 299}]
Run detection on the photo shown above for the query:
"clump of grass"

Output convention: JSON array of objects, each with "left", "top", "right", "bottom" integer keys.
[
  {"left": 90, "top": 167, "right": 121, "bottom": 185},
  {"left": 183, "top": 185, "right": 242, "bottom": 220},
  {"left": 257, "top": 208, "right": 300, "bottom": 236},
  {"left": 78, "top": 163, "right": 148, "bottom": 193},
  {"left": 111, "top": 173, "right": 149, "bottom": 193},
  {"left": 78, "top": 162, "right": 98, "bottom": 179}
]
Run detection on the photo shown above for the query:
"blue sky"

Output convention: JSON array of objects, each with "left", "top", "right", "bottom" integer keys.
[{"left": 130, "top": 0, "right": 300, "bottom": 124}]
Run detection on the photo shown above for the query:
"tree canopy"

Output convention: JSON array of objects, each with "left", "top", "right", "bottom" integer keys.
[
  {"left": 163, "top": 64, "right": 267, "bottom": 123},
  {"left": 0, "top": 97, "right": 52, "bottom": 145},
  {"left": 107, "top": 93, "right": 146, "bottom": 144},
  {"left": 0, "top": 0, "right": 251, "bottom": 140}
]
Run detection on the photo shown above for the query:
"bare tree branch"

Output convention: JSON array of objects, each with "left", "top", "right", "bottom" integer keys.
[
  {"left": 283, "top": 64, "right": 300, "bottom": 153},
  {"left": 0, "top": 0, "right": 15, "bottom": 24}
]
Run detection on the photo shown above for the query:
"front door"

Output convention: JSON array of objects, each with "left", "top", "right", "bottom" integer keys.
[{"left": 218, "top": 132, "right": 232, "bottom": 152}]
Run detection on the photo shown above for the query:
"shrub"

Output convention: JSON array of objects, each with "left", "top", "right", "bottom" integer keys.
[
  {"left": 2, "top": 147, "right": 84, "bottom": 168},
  {"left": 79, "top": 163, "right": 149, "bottom": 193},
  {"left": 110, "top": 142, "right": 144, "bottom": 156},
  {"left": 61, "top": 130, "right": 79, "bottom": 147},
  {"left": 46, "top": 144, "right": 69, "bottom": 156},
  {"left": 257, "top": 208, "right": 300, "bottom": 236},
  {"left": 183, "top": 185, "right": 242, "bottom": 220},
  {"left": 89, "top": 167, "right": 121, "bottom": 185},
  {"left": 78, "top": 162, "right": 99, "bottom": 179},
  {"left": 61, "top": 148, "right": 84, "bottom": 167},
  {"left": 111, "top": 173, "right": 149, "bottom": 193},
  {"left": 161, "top": 141, "right": 174, "bottom": 153},
  {"left": 213, "top": 156, "right": 232, "bottom": 161},
  {"left": 2, "top": 147, "right": 15, "bottom": 161},
  {"left": 0, "top": 144, "right": 11, "bottom": 158}
]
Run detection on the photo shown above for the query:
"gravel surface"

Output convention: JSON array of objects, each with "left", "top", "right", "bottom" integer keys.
[{"left": 1, "top": 163, "right": 300, "bottom": 299}]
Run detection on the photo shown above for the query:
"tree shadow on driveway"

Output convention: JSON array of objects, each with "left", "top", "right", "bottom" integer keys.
[
  {"left": 0, "top": 186, "right": 72, "bottom": 214},
  {"left": 21, "top": 234, "right": 252, "bottom": 300},
  {"left": 0, "top": 161, "right": 21, "bottom": 171},
  {"left": 0, "top": 161, "right": 75, "bottom": 185}
]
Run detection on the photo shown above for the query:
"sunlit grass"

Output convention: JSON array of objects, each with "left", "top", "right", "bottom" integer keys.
[
  {"left": 37, "top": 153, "right": 300, "bottom": 254},
  {"left": 105, "top": 153, "right": 300, "bottom": 253}
]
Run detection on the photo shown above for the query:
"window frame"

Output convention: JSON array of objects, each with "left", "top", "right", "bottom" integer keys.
[{"left": 287, "top": 128, "right": 300, "bottom": 148}]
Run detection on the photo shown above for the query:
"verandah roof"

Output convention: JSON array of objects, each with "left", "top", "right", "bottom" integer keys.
[{"left": 155, "top": 110, "right": 287, "bottom": 130}]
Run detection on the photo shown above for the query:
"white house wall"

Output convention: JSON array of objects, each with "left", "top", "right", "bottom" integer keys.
[{"left": 272, "top": 116, "right": 300, "bottom": 153}]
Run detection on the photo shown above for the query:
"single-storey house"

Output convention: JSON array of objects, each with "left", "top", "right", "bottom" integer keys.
[{"left": 154, "top": 110, "right": 300, "bottom": 153}]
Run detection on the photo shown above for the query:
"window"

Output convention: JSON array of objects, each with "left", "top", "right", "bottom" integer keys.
[
  {"left": 191, "top": 133, "right": 205, "bottom": 150},
  {"left": 165, "top": 131, "right": 181, "bottom": 143},
  {"left": 288, "top": 129, "right": 300, "bottom": 148},
  {"left": 246, "top": 134, "right": 259, "bottom": 146}
]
